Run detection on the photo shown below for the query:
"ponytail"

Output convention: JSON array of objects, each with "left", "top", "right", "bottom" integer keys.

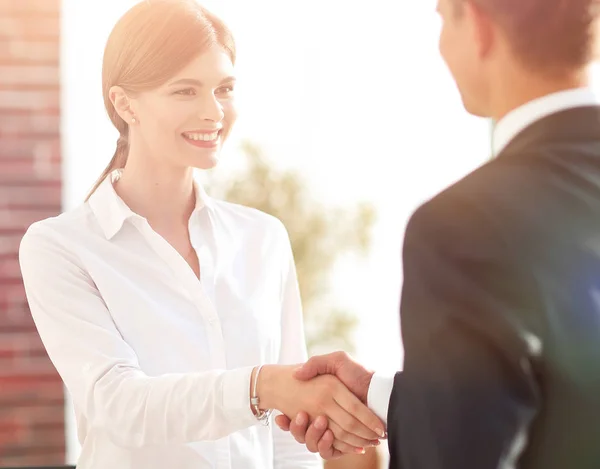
[{"left": 84, "top": 111, "right": 129, "bottom": 201}]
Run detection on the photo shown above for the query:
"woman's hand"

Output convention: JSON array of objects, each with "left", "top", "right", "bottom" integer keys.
[{"left": 256, "top": 365, "right": 385, "bottom": 452}]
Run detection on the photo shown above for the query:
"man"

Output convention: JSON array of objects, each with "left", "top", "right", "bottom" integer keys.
[{"left": 276, "top": 0, "right": 600, "bottom": 467}]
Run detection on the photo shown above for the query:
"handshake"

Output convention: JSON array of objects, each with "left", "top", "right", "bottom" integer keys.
[{"left": 251, "top": 352, "right": 386, "bottom": 460}]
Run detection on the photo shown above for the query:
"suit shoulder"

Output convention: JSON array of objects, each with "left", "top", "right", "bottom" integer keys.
[
  {"left": 406, "top": 159, "right": 542, "bottom": 254},
  {"left": 408, "top": 154, "right": 600, "bottom": 255}
]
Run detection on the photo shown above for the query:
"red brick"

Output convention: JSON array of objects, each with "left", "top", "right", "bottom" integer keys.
[
  {"left": 0, "top": 332, "right": 46, "bottom": 360},
  {"left": 0, "top": 374, "right": 62, "bottom": 408},
  {"left": 0, "top": 300, "right": 34, "bottom": 328},
  {"left": 25, "top": 421, "right": 66, "bottom": 448},
  {"left": 0, "top": 0, "right": 60, "bottom": 14},
  {"left": 0, "top": 184, "right": 61, "bottom": 209},
  {"left": 0, "top": 256, "right": 21, "bottom": 281},
  {"left": 0, "top": 298, "right": 34, "bottom": 330},
  {"left": 0, "top": 304, "right": 34, "bottom": 331},
  {"left": 0, "top": 208, "right": 60, "bottom": 231},
  {"left": 0, "top": 89, "right": 59, "bottom": 112},
  {"left": 0, "top": 280, "right": 25, "bottom": 297},
  {"left": 0, "top": 113, "right": 60, "bottom": 136},
  {"left": 0, "top": 159, "right": 61, "bottom": 183},
  {"left": 0, "top": 137, "right": 60, "bottom": 161},
  {"left": 0, "top": 442, "right": 66, "bottom": 460},
  {"left": 0, "top": 0, "right": 64, "bottom": 463},
  {"left": 0, "top": 418, "right": 65, "bottom": 460},
  {"left": 0, "top": 40, "right": 59, "bottom": 64},
  {"left": 0, "top": 233, "right": 23, "bottom": 255},
  {"left": 0, "top": 402, "right": 64, "bottom": 425},
  {"left": 0, "top": 282, "right": 27, "bottom": 306},
  {"left": 0, "top": 65, "right": 59, "bottom": 88},
  {"left": 0, "top": 331, "right": 49, "bottom": 361},
  {"left": 0, "top": 330, "right": 48, "bottom": 358},
  {"left": 0, "top": 451, "right": 65, "bottom": 467},
  {"left": 0, "top": 283, "right": 35, "bottom": 331},
  {"left": 0, "top": 359, "right": 59, "bottom": 391},
  {"left": 0, "top": 415, "right": 26, "bottom": 449},
  {"left": 0, "top": 17, "right": 59, "bottom": 40},
  {"left": 21, "top": 402, "right": 65, "bottom": 427}
]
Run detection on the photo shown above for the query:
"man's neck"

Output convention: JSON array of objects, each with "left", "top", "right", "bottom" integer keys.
[{"left": 489, "top": 66, "right": 591, "bottom": 122}]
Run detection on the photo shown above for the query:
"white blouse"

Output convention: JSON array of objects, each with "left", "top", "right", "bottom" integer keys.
[{"left": 19, "top": 170, "right": 321, "bottom": 469}]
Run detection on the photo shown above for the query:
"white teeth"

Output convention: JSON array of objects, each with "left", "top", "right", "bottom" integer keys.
[{"left": 184, "top": 131, "right": 219, "bottom": 142}]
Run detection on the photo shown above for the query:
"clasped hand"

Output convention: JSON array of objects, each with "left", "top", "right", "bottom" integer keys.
[{"left": 259, "top": 353, "right": 385, "bottom": 458}]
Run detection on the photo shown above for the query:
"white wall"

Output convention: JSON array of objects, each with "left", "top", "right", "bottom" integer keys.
[{"left": 61, "top": 0, "right": 490, "bottom": 463}]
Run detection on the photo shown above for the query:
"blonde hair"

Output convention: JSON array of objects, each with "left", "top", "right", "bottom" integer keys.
[{"left": 85, "top": 0, "right": 235, "bottom": 201}]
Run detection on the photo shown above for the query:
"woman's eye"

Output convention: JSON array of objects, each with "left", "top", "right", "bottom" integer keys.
[
  {"left": 174, "top": 88, "right": 195, "bottom": 96},
  {"left": 217, "top": 85, "right": 235, "bottom": 95}
]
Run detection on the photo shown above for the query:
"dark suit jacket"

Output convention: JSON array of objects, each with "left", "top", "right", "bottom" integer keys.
[{"left": 387, "top": 106, "right": 600, "bottom": 469}]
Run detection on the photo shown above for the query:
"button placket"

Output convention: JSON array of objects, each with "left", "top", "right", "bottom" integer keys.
[{"left": 191, "top": 219, "right": 227, "bottom": 369}]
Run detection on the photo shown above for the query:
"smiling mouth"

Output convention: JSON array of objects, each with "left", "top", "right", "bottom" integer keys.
[{"left": 181, "top": 130, "right": 221, "bottom": 148}]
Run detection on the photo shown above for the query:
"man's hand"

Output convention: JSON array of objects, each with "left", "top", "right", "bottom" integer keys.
[
  {"left": 275, "top": 412, "right": 344, "bottom": 459},
  {"left": 295, "top": 351, "right": 375, "bottom": 403},
  {"left": 275, "top": 352, "right": 382, "bottom": 460}
]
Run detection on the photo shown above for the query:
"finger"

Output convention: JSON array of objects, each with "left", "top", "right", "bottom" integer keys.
[
  {"left": 326, "top": 396, "right": 382, "bottom": 441},
  {"left": 274, "top": 414, "right": 291, "bottom": 431},
  {"left": 328, "top": 419, "right": 380, "bottom": 450},
  {"left": 333, "top": 437, "right": 368, "bottom": 455},
  {"left": 293, "top": 356, "right": 328, "bottom": 380},
  {"left": 304, "top": 415, "right": 328, "bottom": 453},
  {"left": 288, "top": 412, "right": 310, "bottom": 445},
  {"left": 294, "top": 352, "right": 340, "bottom": 380},
  {"left": 334, "top": 388, "right": 386, "bottom": 439},
  {"left": 318, "top": 429, "right": 343, "bottom": 460}
]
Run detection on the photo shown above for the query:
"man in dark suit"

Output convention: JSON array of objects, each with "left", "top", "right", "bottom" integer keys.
[{"left": 274, "top": 0, "right": 600, "bottom": 467}]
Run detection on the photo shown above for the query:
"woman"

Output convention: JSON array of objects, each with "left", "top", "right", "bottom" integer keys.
[{"left": 18, "top": 1, "right": 384, "bottom": 468}]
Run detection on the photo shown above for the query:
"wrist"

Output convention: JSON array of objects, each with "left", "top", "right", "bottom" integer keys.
[
  {"left": 249, "top": 367, "right": 259, "bottom": 415},
  {"left": 358, "top": 370, "right": 375, "bottom": 404},
  {"left": 255, "top": 364, "right": 293, "bottom": 411}
]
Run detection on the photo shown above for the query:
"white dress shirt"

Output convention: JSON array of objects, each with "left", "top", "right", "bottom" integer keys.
[
  {"left": 492, "top": 86, "right": 600, "bottom": 156},
  {"left": 19, "top": 170, "right": 321, "bottom": 469},
  {"left": 367, "top": 86, "right": 600, "bottom": 426}
]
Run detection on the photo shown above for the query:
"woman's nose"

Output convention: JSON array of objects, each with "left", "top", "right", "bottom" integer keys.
[{"left": 198, "top": 93, "right": 224, "bottom": 122}]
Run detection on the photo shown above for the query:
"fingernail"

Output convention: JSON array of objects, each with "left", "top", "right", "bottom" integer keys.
[
  {"left": 314, "top": 418, "right": 326, "bottom": 430},
  {"left": 355, "top": 447, "right": 366, "bottom": 455},
  {"left": 371, "top": 440, "right": 380, "bottom": 446},
  {"left": 295, "top": 414, "right": 305, "bottom": 425},
  {"left": 376, "top": 428, "right": 386, "bottom": 438}
]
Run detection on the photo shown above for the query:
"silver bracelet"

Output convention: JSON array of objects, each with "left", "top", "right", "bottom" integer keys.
[{"left": 250, "top": 365, "right": 272, "bottom": 426}]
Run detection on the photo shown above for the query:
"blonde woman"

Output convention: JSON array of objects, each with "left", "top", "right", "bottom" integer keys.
[{"left": 18, "top": 1, "right": 385, "bottom": 468}]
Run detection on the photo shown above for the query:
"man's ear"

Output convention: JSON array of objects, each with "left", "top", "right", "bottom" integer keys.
[
  {"left": 109, "top": 85, "right": 136, "bottom": 123},
  {"left": 465, "top": 0, "right": 495, "bottom": 58}
]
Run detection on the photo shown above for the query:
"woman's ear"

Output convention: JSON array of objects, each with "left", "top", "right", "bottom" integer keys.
[{"left": 109, "top": 85, "right": 136, "bottom": 123}]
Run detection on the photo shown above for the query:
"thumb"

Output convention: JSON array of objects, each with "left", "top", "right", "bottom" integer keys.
[
  {"left": 293, "top": 355, "right": 332, "bottom": 381},
  {"left": 274, "top": 414, "right": 291, "bottom": 431}
]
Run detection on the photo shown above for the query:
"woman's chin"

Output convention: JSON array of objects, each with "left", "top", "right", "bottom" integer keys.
[{"left": 192, "top": 154, "right": 220, "bottom": 170}]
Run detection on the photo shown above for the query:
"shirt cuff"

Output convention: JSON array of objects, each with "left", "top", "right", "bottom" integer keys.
[
  {"left": 367, "top": 372, "right": 395, "bottom": 426},
  {"left": 221, "top": 365, "right": 256, "bottom": 425}
]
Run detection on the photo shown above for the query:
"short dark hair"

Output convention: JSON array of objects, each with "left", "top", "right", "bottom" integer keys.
[{"left": 453, "top": 0, "right": 599, "bottom": 75}]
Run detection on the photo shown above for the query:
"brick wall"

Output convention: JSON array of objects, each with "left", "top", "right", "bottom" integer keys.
[{"left": 0, "top": 0, "right": 64, "bottom": 466}]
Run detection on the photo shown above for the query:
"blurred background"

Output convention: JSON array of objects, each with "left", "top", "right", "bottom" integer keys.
[{"left": 0, "top": 0, "right": 499, "bottom": 467}]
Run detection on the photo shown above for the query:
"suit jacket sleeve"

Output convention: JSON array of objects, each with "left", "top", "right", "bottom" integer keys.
[{"left": 387, "top": 189, "right": 542, "bottom": 469}]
